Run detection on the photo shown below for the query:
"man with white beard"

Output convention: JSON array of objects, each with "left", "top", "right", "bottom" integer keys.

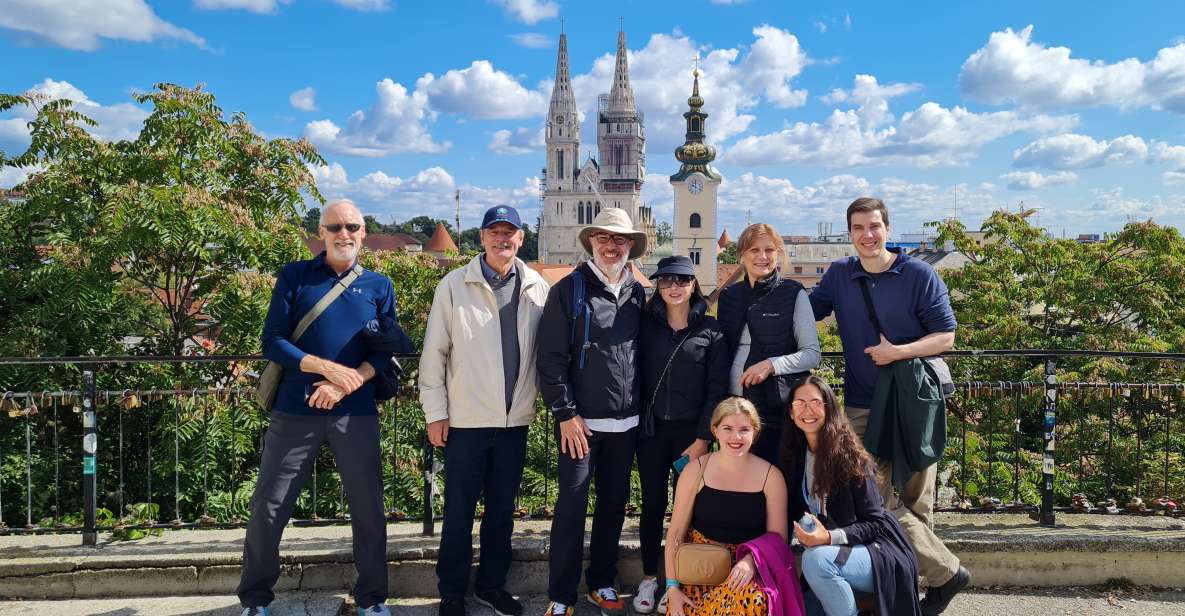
[
  {"left": 238, "top": 199, "right": 397, "bottom": 616},
  {"left": 537, "top": 208, "right": 648, "bottom": 616}
]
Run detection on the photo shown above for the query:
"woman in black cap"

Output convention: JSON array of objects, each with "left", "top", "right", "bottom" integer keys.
[{"left": 632, "top": 255, "right": 730, "bottom": 614}]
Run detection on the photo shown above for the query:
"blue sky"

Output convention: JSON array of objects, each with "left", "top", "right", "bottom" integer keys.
[{"left": 3, "top": 0, "right": 1185, "bottom": 239}]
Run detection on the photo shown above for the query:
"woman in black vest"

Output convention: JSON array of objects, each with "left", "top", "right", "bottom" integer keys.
[
  {"left": 632, "top": 255, "right": 730, "bottom": 614},
  {"left": 717, "top": 223, "right": 821, "bottom": 464}
]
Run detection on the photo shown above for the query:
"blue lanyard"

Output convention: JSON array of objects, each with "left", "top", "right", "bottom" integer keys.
[{"left": 802, "top": 472, "right": 820, "bottom": 515}]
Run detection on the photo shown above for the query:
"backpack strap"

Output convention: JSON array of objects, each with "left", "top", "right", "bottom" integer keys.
[{"left": 568, "top": 268, "right": 592, "bottom": 369}]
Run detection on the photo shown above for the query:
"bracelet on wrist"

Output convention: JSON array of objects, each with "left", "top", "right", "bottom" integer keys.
[{"left": 665, "top": 579, "right": 680, "bottom": 588}]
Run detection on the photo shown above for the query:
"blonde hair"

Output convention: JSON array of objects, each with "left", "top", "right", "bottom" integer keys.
[
  {"left": 710, "top": 396, "right": 763, "bottom": 435},
  {"left": 736, "top": 223, "right": 787, "bottom": 271}
]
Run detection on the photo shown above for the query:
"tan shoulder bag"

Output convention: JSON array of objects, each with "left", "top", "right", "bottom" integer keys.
[{"left": 673, "top": 455, "right": 733, "bottom": 586}]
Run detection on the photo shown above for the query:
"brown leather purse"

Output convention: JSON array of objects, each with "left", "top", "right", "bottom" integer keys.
[{"left": 672, "top": 455, "right": 732, "bottom": 586}]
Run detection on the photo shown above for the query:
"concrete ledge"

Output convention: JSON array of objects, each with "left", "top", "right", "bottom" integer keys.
[{"left": 1, "top": 514, "right": 1183, "bottom": 599}]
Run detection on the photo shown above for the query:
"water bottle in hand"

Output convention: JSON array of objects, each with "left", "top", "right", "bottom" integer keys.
[{"left": 799, "top": 513, "right": 816, "bottom": 533}]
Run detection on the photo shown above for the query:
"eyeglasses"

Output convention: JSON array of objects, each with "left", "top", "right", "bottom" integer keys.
[
  {"left": 791, "top": 399, "right": 825, "bottom": 410},
  {"left": 592, "top": 234, "right": 630, "bottom": 246},
  {"left": 323, "top": 223, "right": 362, "bottom": 233},
  {"left": 657, "top": 275, "right": 694, "bottom": 288}
]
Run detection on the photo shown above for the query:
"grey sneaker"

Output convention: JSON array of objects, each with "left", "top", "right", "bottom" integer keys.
[
  {"left": 359, "top": 603, "right": 392, "bottom": 616},
  {"left": 241, "top": 608, "right": 269, "bottom": 616}
]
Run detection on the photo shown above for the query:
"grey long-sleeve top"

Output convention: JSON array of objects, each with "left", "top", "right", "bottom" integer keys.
[{"left": 728, "top": 288, "right": 822, "bottom": 396}]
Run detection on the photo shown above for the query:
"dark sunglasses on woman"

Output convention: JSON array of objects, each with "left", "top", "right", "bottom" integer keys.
[{"left": 657, "top": 275, "right": 694, "bottom": 288}]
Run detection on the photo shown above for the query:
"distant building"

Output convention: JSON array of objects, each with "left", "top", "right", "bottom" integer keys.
[
  {"left": 670, "top": 65, "right": 720, "bottom": 293},
  {"left": 537, "top": 29, "right": 655, "bottom": 265},
  {"left": 302, "top": 233, "right": 423, "bottom": 257},
  {"left": 425, "top": 222, "right": 460, "bottom": 256}
]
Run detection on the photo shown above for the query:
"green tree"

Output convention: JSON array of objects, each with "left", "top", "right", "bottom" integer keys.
[
  {"left": 717, "top": 242, "right": 737, "bottom": 264},
  {"left": 655, "top": 220, "right": 673, "bottom": 245},
  {"left": 302, "top": 207, "right": 321, "bottom": 235}
]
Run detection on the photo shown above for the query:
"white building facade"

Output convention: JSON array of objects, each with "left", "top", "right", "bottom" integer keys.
[{"left": 538, "top": 30, "right": 654, "bottom": 265}]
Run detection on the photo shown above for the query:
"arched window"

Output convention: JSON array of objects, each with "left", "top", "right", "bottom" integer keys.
[
  {"left": 595, "top": 202, "right": 601, "bottom": 217},
  {"left": 578, "top": 201, "right": 585, "bottom": 224},
  {"left": 690, "top": 117, "right": 701, "bottom": 132},
  {"left": 690, "top": 213, "right": 702, "bottom": 228}
]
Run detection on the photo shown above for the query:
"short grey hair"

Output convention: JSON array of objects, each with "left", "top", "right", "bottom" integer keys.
[{"left": 319, "top": 198, "right": 362, "bottom": 225}]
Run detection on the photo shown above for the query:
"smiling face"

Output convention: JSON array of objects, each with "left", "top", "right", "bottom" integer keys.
[
  {"left": 740, "top": 233, "right": 779, "bottom": 280},
  {"left": 657, "top": 275, "right": 695, "bottom": 307},
  {"left": 712, "top": 411, "right": 759, "bottom": 457},
  {"left": 481, "top": 222, "right": 523, "bottom": 263},
  {"left": 790, "top": 382, "right": 827, "bottom": 440},
  {"left": 591, "top": 232, "right": 633, "bottom": 278},
  {"left": 319, "top": 201, "right": 366, "bottom": 269},
  {"left": 849, "top": 209, "right": 890, "bottom": 260}
]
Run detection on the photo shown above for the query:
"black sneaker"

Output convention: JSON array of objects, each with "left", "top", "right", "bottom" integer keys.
[
  {"left": 920, "top": 566, "right": 971, "bottom": 615},
  {"left": 474, "top": 589, "right": 523, "bottom": 616},
  {"left": 439, "top": 596, "right": 467, "bottom": 616}
]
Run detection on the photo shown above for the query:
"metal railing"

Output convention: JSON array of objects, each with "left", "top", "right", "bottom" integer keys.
[{"left": 1, "top": 350, "right": 1183, "bottom": 546}]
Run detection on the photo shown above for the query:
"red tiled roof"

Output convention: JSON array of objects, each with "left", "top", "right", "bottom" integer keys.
[
  {"left": 717, "top": 228, "right": 731, "bottom": 248},
  {"left": 425, "top": 222, "right": 459, "bottom": 253}
]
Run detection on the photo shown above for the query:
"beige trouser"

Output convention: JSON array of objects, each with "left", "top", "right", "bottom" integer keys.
[{"left": 846, "top": 406, "right": 960, "bottom": 587}]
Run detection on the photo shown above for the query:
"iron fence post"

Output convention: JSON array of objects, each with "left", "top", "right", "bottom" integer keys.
[
  {"left": 1039, "top": 359, "right": 1057, "bottom": 526},
  {"left": 421, "top": 433, "right": 435, "bottom": 537},
  {"left": 82, "top": 370, "right": 98, "bottom": 546}
]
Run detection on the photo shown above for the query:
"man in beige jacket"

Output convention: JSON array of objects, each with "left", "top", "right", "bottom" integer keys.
[{"left": 419, "top": 205, "right": 549, "bottom": 616}]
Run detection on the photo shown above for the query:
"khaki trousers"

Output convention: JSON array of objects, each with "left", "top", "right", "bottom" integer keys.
[{"left": 846, "top": 406, "right": 960, "bottom": 587}]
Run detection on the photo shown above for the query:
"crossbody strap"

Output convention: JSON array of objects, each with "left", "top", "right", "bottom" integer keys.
[
  {"left": 856, "top": 276, "right": 885, "bottom": 337},
  {"left": 645, "top": 327, "right": 695, "bottom": 417},
  {"left": 291, "top": 264, "right": 363, "bottom": 343}
]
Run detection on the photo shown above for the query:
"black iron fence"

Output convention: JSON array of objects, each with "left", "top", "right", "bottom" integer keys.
[{"left": 1, "top": 350, "right": 1183, "bottom": 546}]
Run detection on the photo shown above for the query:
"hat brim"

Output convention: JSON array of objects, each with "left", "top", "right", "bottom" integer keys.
[
  {"left": 579, "top": 225, "right": 648, "bottom": 260},
  {"left": 649, "top": 265, "right": 698, "bottom": 279}
]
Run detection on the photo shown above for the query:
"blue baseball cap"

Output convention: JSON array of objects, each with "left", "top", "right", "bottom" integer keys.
[{"left": 481, "top": 205, "right": 522, "bottom": 230}]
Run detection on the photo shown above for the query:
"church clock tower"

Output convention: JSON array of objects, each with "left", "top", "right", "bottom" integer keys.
[{"left": 670, "top": 65, "right": 721, "bottom": 292}]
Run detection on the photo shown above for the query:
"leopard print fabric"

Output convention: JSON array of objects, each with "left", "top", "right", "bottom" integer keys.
[{"left": 677, "top": 528, "right": 769, "bottom": 616}]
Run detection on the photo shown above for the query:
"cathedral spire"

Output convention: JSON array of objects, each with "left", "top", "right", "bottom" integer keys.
[
  {"left": 548, "top": 32, "right": 577, "bottom": 118},
  {"left": 608, "top": 26, "right": 636, "bottom": 114}
]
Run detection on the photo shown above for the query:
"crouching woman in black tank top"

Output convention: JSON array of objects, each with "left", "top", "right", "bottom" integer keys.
[{"left": 663, "top": 397, "right": 789, "bottom": 616}]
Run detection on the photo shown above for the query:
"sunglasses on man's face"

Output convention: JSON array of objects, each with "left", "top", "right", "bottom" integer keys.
[{"left": 323, "top": 223, "right": 362, "bottom": 233}]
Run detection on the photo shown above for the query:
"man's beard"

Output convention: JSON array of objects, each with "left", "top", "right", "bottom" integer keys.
[
  {"left": 330, "top": 243, "right": 359, "bottom": 263},
  {"left": 594, "top": 256, "right": 626, "bottom": 278}
]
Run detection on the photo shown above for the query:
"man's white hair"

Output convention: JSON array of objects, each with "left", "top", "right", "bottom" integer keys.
[{"left": 319, "top": 198, "right": 362, "bottom": 225}]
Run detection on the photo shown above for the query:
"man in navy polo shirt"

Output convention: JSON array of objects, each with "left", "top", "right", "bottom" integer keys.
[
  {"left": 810, "top": 197, "right": 969, "bottom": 615},
  {"left": 238, "top": 199, "right": 397, "bottom": 616}
]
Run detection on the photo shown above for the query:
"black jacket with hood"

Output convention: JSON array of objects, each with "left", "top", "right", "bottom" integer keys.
[
  {"left": 638, "top": 293, "right": 729, "bottom": 440},
  {"left": 537, "top": 262, "right": 645, "bottom": 423}
]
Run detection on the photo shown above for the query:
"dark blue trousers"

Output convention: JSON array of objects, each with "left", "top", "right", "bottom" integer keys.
[{"left": 436, "top": 426, "right": 530, "bottom": 599}]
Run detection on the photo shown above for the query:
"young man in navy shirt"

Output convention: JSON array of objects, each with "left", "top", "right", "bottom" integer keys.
[
  {"left": 809, "top": 197, "right": 969, "bottom": 615},
  {"left": 238, "top": 199, "right": 398, "bottom": 616}
]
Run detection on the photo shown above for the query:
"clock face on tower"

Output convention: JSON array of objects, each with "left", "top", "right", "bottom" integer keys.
[{"left": 689, "top": 178, "right": 703, "bottom": 195}]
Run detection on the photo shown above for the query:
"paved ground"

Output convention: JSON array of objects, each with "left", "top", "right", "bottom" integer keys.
[{"left": 3, "top": 589, "right": 1185, "bottom": 616}]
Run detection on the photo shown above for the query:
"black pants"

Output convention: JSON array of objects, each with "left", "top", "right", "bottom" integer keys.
[
  {"left": 635, "top": 421, "right": 698, "bottom": 576},
  {"left": 436, "top": 426, "right": 529, "bottom": 599},
  {"left": 547, "top": 427, "right": 638, "bottom": 606},
  {"left": 238, "top": 412, "right": 387, "bottom": 609}
]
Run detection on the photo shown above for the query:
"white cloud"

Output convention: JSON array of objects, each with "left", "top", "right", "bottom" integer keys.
[
  {"left": 0, "top": 0, "right": 206, "bottom": 51},
  {"left": 303, "top": 78, "right": 449, "bottom": 157},
  {"left": 489, "top": 127, "right": 545, "bottom": 155},
  {"left": 330, "top": 0, "right": 391, "bottom": 10},
  {"left": 960, "top": 26, "right": 1185, "bottom": 113},
  {"left": 1, "top": 79, "right": 149, "bottom": 149},
  {"left": 288, "top": 86, "right": 318, "bottom": 112},
  {"left": 417, "top": 60, "right": 548, "bottom": 119},
  {"left": 194, "top": 0, "right": 287, "bottom": 12},
  {"left": 309, "top": 161, "right": 541, "bottom": 224},
  {"left": 1164, "top": 171, "right": 1185, "bottom": 185},
  {"left": 1000, "top": 170, "right": 1078, "bottom": 190},
  {"left": 509, "top": 32, "right": 553, "bottom": 49},
  {"left": 844, "top": 12, "right": 852, "bottom": 29},
  {"left": 491, "top": 0, "right": 558, "bottom": 25},
  {"left": 569, "top": 27, "right": 811, "bottom": 154},
  {"left": 0, "top": 165, "right": 34, "bottom": 188},
  {"left": 1151, "top": 141, "right": 1185, "bottom": 169},
  {"left": 1012, "top": 133, "right": 1148, "bottom": 170},
  {"left": 813, "top": 22, "right": 827, "bottom": 34},
  {"left": 727, "top": 74, "right": 1075, "bottom": 168}
]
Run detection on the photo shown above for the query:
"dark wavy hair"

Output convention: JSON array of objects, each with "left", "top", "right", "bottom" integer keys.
[{"left": 778, "top": 375, "right": 873, "bottom": 500}]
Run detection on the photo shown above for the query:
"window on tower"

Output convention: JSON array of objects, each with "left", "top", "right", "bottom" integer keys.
[
  {"left": 557, "top": 150, "right": 564, "bottom": 180},
  {"left": 689, "top": 249, "right": 701, "bottom": 265},
  {"left": 691, "top": 117, "right": 701, "bottom": 132},
  {"left": 690, "top": 213, "right": 702, "bottom": 228}
]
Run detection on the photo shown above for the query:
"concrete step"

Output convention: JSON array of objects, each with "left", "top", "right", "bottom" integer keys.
[
  {"left": 2, "top": 514, "right": 1184, "bottom": 600},
  {"left": 3, "top": 589, "right": 1185, "bottom": 616}
]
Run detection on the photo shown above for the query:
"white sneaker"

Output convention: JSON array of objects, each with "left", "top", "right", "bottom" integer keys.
[
  {"left": 632, "top": 578, "right": 659, "bottom": 614},
  {"left": 656, "top": 588, "right": 669, "bottom": 615}
]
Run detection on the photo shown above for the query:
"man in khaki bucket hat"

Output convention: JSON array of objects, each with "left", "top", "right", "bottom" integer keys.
[{"left": 538, "top": 208, "right": 647, "bottom": 616}]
